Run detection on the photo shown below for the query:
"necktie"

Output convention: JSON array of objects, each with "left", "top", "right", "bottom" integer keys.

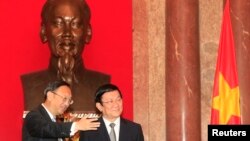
[{"left": 109, "top": 123, "right": 116, "bottom": 141}]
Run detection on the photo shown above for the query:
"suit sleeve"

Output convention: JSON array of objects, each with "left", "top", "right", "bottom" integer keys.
[
  {"left": 136, "top": 124, "right": 144, "bottom": 141},
  {"left": 79, "top": 131, "right": 87, "bottom": 141},
  {"left": 23, "top": 111, "right": 72, "bottom": 138}
]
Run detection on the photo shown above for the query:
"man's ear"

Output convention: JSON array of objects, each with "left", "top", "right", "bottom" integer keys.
[
  {"left": 96, "top": 102, "right": 103, "bottom": 112},
  {"left": 40, "top": 24, "right": 48, "bottom": 43},
  {"left": 85, "top": 24, "right": 92, "bottom": 44},
  {"left": 47, "top": 91, "right": 54, "bottom": 102}
]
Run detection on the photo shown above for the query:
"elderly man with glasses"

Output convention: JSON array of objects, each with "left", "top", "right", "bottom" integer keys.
[{"left": 22, "top": 80, "right": 100, "bottom": 141}]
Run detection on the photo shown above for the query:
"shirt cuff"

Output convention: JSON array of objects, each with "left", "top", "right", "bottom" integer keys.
[{"left": 70, "top": 122, "right": 77, "bottom": 136}]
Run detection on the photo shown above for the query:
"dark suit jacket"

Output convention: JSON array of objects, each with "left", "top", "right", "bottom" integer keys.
[
  {"left": 21, "top": 62, "right": 110, "bottom": 112},
  {"left": 79, "top": 117, "right": 144, "bottom": 141},
  {"left": 22, "top": 104, "right": 73, "bottom": 141}
]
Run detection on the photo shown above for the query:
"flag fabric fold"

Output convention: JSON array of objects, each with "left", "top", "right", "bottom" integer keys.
[{"left": 210, "top": 0, "right": 241, "bottom": 125}]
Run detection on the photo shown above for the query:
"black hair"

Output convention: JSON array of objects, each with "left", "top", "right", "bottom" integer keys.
[
  {"left": 41, "top": 0, "right": 91, "bottom": 24},
  {"left": 44, "top": 80, "right": 70, "bottom": 100},
  {"left": 95, "top": 84, "right": 122, "bottom": 104}
]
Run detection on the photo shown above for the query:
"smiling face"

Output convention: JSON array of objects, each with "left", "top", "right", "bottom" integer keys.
[
  {"left": 40, "top": 0, "right": 91, "bottom": 84},
  {"left": 96, "top": 90, "right": 123, "bottom": 122},
  {"left": 47, "top": 85, "right": 73, "bottom": 116}
]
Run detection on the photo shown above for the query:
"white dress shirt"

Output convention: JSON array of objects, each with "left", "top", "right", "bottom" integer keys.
[{"left": 103, "top": 117, "right": 120, "bottom": 141}]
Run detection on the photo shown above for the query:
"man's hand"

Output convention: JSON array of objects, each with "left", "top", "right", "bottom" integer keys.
[{"left": 75, "top": 115, "right": 100, "bottom": 131}]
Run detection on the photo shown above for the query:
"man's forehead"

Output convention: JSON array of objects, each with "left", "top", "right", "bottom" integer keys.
[
  {"left": 55, "top": 86, "right": 72, "bottom": 94},
  {"left": 42, "top": 0, "right": 90, "bottom": 23},
  {"left": 102, "top": 90, "right": 121, "bottom": 97},
  {"left": 52, "top": 4, "right": 81, "bottom": 16},
  {"left": 47, "top": 1, "right": 84, "bottom": 19}
]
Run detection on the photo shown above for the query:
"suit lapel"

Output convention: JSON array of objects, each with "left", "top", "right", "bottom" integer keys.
[
  {"left": 118, "top": 118, "right": 128, "bottom": 141},
  {"left": 99, "top": 117, "right": 111, "bottom": 141},
  {"left": 38, "top": 104, "right": 54, "bottom": 122}
]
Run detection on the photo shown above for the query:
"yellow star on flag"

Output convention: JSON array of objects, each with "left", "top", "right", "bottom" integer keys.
[{"left": 212, "top": 72, "right": 240, "bottom": 124}]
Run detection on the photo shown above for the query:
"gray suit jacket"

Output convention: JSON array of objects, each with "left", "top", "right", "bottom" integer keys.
[
  {"left": 22, "top": 104, "right": 72, "bottom": 141},
  {"left": 79, "top": 117, "right": 144, "bottom": 141}
]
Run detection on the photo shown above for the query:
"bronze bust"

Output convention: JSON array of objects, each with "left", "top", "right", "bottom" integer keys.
[{"left": 21, "top": 0, "right": 110, "bottom": 112}]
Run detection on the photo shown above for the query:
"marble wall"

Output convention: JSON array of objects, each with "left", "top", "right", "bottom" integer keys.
[
  {"left": 200, "top": 1, "right": 223, "bottom": 141},
  {"left": 133, "top": 0, "right": 166, "bottom": 140},
  {"left": 133, "top": 0, "right": 223, "bottom": 141}
]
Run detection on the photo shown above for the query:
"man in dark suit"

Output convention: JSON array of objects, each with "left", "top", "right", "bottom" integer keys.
[
  {"left": 22, "top": 80, "right": 101, "bottom": 141},
  {"left": 21, "top": 0, "right": 110, "bottom": 112},
  {"left": 79, "top": 84, "right": 144, "bottom": 141}
]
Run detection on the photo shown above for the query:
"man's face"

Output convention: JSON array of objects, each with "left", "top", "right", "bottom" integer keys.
[
  {"left": 97, "top": 90, "right": 123, "bottom": 122},
  {"left": 42, "top": 0, "right": 91, "bottom": 84},
  {"left": 50, "top": 85, "right": 73, "bottom": 115},
  {"left": 45, "top": 1, "right": 88, "bottom": 58}
]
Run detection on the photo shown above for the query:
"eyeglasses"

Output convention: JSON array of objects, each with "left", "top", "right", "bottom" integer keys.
[
  {"left": 51, "top": 91, "right": 74, "bottom": 105},
  {"left": 102, "top": 97, "right": 122, "bottom": 105}
]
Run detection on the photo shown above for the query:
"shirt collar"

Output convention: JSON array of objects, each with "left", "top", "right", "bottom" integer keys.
[{"left": 102, "top": 117, "right": 120, "bottom": 128}]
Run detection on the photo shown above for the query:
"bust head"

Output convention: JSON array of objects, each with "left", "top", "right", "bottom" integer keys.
[{"left": 40, "top": 0, "right": 92, "bottom": 84}]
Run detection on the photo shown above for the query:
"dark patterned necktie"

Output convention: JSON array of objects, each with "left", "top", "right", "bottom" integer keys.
[{"left": 109, "top": 123, "right": 116, "bottom": 141}]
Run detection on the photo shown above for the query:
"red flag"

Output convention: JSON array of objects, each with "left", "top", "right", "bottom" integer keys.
[{"left": 210, "top": 0, "right": 241, "bottom": 124}]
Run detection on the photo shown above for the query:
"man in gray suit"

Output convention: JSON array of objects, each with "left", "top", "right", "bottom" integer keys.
[{"left": 79, "top": 84, "right": 144, "bottom": 141}]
